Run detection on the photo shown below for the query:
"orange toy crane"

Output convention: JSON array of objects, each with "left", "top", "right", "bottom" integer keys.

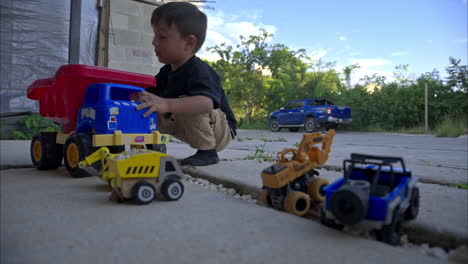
[{"left": 260, "top": 129, "right": 336, "bottom": 216}]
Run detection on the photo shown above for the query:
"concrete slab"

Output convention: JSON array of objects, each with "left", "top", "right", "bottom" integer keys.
[{"left": 0, "top": 168, "right": 447, "bottom": 264}]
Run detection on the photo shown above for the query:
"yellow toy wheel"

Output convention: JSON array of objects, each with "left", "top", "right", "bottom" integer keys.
[
  {"left": 32, "top": 140, "right": 42, "bottom": 163},
  {"left": 63, "top": 133, "right": 93, "bottom": 177},
  {"left": 284, "top": 191, "right": 310, "bottom": 216},
  {"left": 30, "top": 133, "right": 62, "bottom": 170},
  {"left": 66, "top": 143, "right": 79, "bottom": 168},
  {"left": 308, "top": 177, "right": 329, "bottom": 202}
]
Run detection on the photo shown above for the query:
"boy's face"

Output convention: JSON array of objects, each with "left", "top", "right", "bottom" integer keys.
[{"left": 152, "top": 20, "right": 194, "bottom": 70}]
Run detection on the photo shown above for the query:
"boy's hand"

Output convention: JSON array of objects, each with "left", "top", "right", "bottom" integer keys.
[{"left": 134, "top": 91, "right": 169, "bottom": 117}]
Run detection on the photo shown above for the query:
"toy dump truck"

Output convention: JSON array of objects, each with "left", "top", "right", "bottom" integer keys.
[
  {"left": 79, "top": 147, "right": 184, "bottom": 204},
  {"left": 260, "top": 129, "right": 336, "bottom": 216},
  {"left": 320, "top": 153, "right": 420, "bottom": 245},
  {"left": 27, "top": 64, "right": 169, "bottom": 177}
]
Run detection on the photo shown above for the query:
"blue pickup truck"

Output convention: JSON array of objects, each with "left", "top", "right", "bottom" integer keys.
[{"left": 268, "top": 98, "right": 352, "bottom": 132}]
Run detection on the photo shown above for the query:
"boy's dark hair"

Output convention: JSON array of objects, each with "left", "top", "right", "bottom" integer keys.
[{"left": 151, "top": 2, "right": 207, "bottom": 53}]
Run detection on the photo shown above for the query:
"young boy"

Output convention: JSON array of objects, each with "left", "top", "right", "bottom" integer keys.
[{"left": 134, "top": 2, "right": 237, "bottom": 166}]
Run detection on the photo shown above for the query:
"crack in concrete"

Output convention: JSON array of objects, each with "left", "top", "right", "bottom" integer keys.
[
  {"left": 180, "top": 165, "right": 468, "bottom": 252},
  {"left": 343, "top": 143, "right": 468, "bottom": 153}
]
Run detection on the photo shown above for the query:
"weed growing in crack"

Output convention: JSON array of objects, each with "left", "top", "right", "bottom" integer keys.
[
  {"left": 245, "top": 143, "right": 275, "bottom": 162},
  {"left": 418, "top": 159, "right": 432, "bottom": 166}
]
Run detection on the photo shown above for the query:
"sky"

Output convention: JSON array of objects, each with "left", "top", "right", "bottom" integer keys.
[{"left": 196, "top": 0, "right": 468, "bottom": 85}]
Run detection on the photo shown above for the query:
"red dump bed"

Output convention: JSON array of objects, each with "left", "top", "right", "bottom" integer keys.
[{"left": 27, "top": 64, "right": 155, "bottom": 131}]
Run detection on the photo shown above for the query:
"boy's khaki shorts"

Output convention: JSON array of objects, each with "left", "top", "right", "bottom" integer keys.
[{"left": 157, "top": 108, "right": 232, "bottom": 152}]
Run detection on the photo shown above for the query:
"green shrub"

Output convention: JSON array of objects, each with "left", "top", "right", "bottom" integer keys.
[
  {"left": 239, "top": 118, "right": 269, "bottom": 130},
  {"left": 12, "top": 114, "right": 61, "bottom": 140},
  {"left": 434, "top": 117, "right": 466, "bottom": 137}
]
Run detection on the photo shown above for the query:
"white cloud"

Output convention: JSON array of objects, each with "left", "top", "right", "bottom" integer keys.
[
  {"left": 351, "top": 58, "right": 391, "bottom": 67},
  {"left": 307, "top": 49, "right": 328, "bottom": 61},
  {"left": 198, "top": 10, "right": 277, "bottom": 61},
  {"left": 391, "top": 51, "right": 409, "bottom": 57},
  {"left": 339, "top": 35, "right": 347, "bottom": 41}
]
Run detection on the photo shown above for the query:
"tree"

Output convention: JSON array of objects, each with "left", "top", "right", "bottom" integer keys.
[
  {"left": 343, "top": 64, "right": 360, "bottom": 89},
  {"left": 393, "top": 64, "right": 411, "bottom": 86},
  {"left": 207, "top": 30, "right": 312, "bottom": 124},
  {"left": 446, "top": 57, "right": 468, "bottom": 92}
]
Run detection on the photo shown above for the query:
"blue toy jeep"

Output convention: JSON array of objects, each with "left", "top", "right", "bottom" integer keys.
[{"left": 320, "top": 153, "right": 420, "bottom": 245}]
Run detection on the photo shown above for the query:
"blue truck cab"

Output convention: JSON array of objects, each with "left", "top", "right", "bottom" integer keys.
[
  {"left": 320, "top": 153, "right": 420, "bottom": 245},
  {"left": 268, "top": 98, "right": 352, "bottom": 132},
  {"left": 77, "top": 83, "right": 157, "bottom": 134}
]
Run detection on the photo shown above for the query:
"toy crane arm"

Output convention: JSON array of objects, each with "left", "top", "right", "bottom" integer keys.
[
  {"left": 302, "top": 129, "right": 336, "bottom": 165},
  {"left": 79, "top": 147, "right": 110, "bottom": 169}
]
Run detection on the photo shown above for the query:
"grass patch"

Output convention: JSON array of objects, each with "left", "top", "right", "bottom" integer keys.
[
  {"left": 364, "top": 125, "right": 387, "bottom": 133},
  {"left": 398, "top": 125, "right": 430, "bottom": 134},
  {"left": 245, "top": 143, "right": 275, "bottom": 162},
  {"left": 434, "top": 117, "right": 466, "bottom": 138},
  {"left": 456, "top": 184, "right": 468, "bottom": 190}
]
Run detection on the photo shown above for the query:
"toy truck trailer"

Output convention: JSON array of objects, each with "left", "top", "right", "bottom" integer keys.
[
  {"left": 79, "top": 147, "right": 184, "bottom": 204},
  {"left": 260, "top": 129, "right": 336, "bottom": 216},
  {"left": 320, "top": 153, "right": 420, "bottom": 245},
  {"left": 27, "top": 64, "right": 169, "bottom": 177}
]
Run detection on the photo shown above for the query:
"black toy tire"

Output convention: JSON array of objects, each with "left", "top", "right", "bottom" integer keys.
[
  {"left": 147, "top": 144, "right": 167, "bottom": 153},
  {"left": 161, "top": 178, "right": 184, "bottom": 201},
  {"left": 320, "top": 207, "right": 345, "bottom": 231},
  {"left": 132, "top": 181, "right": 156, "bottom": 205},
  {"left": 63, "top": 133, "right": 94, "bottom": 178},
  {"left": 377, "top": 208, "right": 403, "bottom": 246},
  {"left": 261, "top": 189, "right": 272, "bottom": 207},
  {"left": 288, "top": 127, "right": 300, "bottom": 132},
  {"left": 404, "top": 187, "right": 420, "bottom": 220},
  {"left": 304, "top": 117, "right": 317, "bottom": 133},
  {"left": 329, "top": 189, "right": 366, "bottom": 225},
  {"left": 269, "top": 119, "right": 281, "bottom": 132},
  {"left": 31, "top": 132, "right": 63, "bottom": 170}
]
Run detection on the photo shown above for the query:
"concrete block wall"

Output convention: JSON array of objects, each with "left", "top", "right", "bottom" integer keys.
[{"left": 108, "top": 0, "right": 163, "bottom": 76}]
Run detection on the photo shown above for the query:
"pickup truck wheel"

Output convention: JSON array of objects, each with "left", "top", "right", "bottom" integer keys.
[
  {"left": 320, "top": 207, "right": 344, "bottom": 231},
  {"left": 31, "top": 133, "right": 63, "bottom": 170},
  {"left": 304, "top": 118, "right": 317, "bottom": 133},
  {"left": 132, "top": 181, "right": 156, "bottom": 204},
  {"left": 377, "top": 208, "right": 403, "bottom": 245},
  {"left": 308, "top": 177, "right": 330, "bottom": 202},
  {"left": 330, "top": 189, "right": 366, "bottom": 225},
  {"left": 284, "top": 191, "right": 310, "bottom": 216},
  {"left": 269, "top": 119, "right": 281, "bottom": 132},
  {"left": 404, "top": 187, "right": 420, "bottom": 220},
  {"left": 64, "top": 133, "right": 94, "bottom": 178},
  {"left": 288, "top": 127, "right": 299, "bottom": 132},
  {"left": 161, "top": 178, "right": 184, "bottom": 201}
]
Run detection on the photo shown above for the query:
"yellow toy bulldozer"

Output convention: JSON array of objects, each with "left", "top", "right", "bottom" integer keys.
[
  {"left": 260, "top": 129, "right": 336, "bottom": 216},
  {"left": 79, "top": 147, "right": 184, "bottom": 205}
]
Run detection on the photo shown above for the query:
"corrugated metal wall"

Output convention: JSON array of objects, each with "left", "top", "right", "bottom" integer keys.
[{"left": 0, "top": 0, "right": 97, "bottom": 114}]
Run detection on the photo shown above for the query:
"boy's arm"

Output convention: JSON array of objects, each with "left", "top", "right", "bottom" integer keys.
[{"left": 135, "top": 91, "right": 213, "bottom": 117}]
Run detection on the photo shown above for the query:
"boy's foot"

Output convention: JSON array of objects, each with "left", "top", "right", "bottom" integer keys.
[{"left": 181, "top": 149, "right": 219, "bottom": 166}]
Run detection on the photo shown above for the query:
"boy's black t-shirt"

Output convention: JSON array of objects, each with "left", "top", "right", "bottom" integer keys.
[{"left": 147, "top": 55, "right": 237, "bottom": 138}]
